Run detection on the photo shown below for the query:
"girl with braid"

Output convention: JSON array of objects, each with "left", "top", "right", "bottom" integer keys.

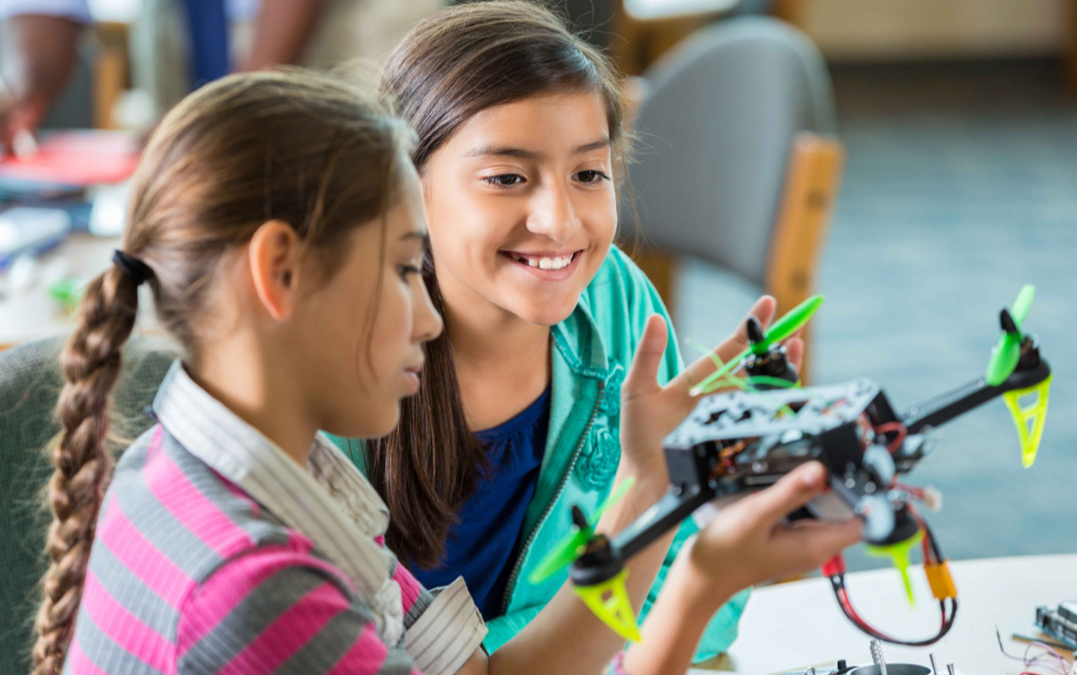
[{"left": 33, "top": 69, "right": 860, "bottom": 675}]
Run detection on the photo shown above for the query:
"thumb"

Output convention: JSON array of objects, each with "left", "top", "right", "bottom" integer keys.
[
  {"left": 623, "top": 314, "right": 669, "bottom": 398},
  {"left": 750, "top": 461, "right": 829, "bottom": 527}
]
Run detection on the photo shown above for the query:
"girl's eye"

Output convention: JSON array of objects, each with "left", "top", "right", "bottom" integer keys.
[
  {"left": 576, "top": 170, "right": 609, "bottom": 184},
  {"left": 484, "top": 174, "right": 526, "bottom": 187},
  {"left": 397, "top": 265, "right": 421, "bottom": 280}
]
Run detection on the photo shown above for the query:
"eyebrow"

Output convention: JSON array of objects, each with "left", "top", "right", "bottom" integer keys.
[
  {"left": 399, "top": 231, "right": 428, "bottom": 241},
  {"left": 571, "top": 138, "right": 611, "bottom": 156},
  {"left": 467, "top": 145, "right": 541, "bottom": 160},
  {"left": 466, "top": 137, "right": 610, "bottom": 160}
]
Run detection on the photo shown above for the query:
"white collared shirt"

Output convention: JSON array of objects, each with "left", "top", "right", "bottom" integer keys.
[{"left": 152, "top": 360, "right": 486, "bottom": 674}]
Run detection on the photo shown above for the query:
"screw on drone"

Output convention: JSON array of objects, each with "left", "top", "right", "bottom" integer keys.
[{"left": 870, "top": 639, "right": 888, "bottom": 675}]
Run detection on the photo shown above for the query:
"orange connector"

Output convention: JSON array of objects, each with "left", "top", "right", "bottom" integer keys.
[{"left": 924, "top": 560, "right": 957, "bottom": 600}]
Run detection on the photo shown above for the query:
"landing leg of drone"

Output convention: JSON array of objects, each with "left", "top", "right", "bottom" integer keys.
[
  {"left": 865, "top": 529, "right": 925, "bottom": 605},
  {"left": 1002, "top": 374, "right": 1051, "bottom": 468},
  {"left": 573, "top": 570, "right": 642, "bottom": 642}
]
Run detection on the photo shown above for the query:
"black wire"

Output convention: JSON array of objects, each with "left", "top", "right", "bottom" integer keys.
[
  {"left": 921, "top": 519, "right": 944, "bottom": 563},
  {"left": 829, "top": 575, "right": 957, "bottom": 646}
]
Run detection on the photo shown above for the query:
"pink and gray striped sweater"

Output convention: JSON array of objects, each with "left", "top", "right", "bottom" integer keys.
[{"left": 65, "top": 361, "right": 486, "bottom": 675}]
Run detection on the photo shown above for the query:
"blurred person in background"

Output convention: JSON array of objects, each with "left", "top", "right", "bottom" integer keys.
[{"left": 0, "top": 0, "right": 441, "bottom": 153}]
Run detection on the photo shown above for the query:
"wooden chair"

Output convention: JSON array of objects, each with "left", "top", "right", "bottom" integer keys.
[{"left": 621, "top": 17, "right": 844, "bottom": 384}]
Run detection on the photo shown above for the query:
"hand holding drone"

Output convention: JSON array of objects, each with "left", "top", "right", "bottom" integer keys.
[{"left": 530, "top": 286, "right": 1051, "bottom": 646}]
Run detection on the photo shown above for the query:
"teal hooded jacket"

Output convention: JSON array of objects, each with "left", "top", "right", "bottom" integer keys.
[{"left": 331, "top": 245, "right": 749, "bottom": 660}]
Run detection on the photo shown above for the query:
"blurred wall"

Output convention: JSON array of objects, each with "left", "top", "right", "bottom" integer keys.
[{"left": 801, "top": 0, "right": 1070, "bottom": 61}]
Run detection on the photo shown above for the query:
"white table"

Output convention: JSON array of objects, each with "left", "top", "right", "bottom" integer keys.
[
  {"left": 697, "top": 554, "right": 1076, "bottom": 675},
  {"left": 0, "top": 233, "right": 119, "bottom": 348}
]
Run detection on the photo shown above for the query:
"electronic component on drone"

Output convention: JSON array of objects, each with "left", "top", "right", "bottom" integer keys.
[{"left": 529, "top": 287, "right": 1052, "bottom": 647}]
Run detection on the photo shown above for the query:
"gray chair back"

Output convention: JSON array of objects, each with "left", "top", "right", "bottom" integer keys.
[
  {"left": 0, "top": 337, "right": 177, "bottom": 675},
  {"left": 625, "top": 16, "right": 836, "bottom": 286}
]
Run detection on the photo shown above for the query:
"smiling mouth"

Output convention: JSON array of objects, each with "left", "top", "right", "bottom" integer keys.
[{"left": 501, "top": 250, "right": 582, "bottom": 271}]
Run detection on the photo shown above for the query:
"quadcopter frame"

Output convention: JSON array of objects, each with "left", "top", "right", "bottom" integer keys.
[{"left": 555, "top": 297, "right": 1051, "bottom": 646}]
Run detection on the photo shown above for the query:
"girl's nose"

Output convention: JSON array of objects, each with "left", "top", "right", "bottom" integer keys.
[
  {"left": 414, "top": 282, "right": 443, "bottom": 343},
  {"left": 526, "top": 184, "right": 580, "bottom": 242}
]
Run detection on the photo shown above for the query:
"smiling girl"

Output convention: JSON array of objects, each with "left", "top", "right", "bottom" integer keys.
[
  {"left": 32, "top": 69, "right": 859, "bottom": 675},
  {"left": 343, "top": 1, "right": 802, "bottom": 659}
]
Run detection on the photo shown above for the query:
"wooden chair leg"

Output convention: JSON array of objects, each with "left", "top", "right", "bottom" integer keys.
[
  {"left": 626, "top": 245, "right": 679, "bottom": 322},
  {"left": 771, "top": 0, "right": 808, "bottom": 27},
  {"left": 1068, "top": 0, "right": 1077, "bottom": 94},
  {"left": 93, "top": 22, "right": 130, "bottom": 130},
  {"left": 765, "top": 133, "right": 846, "bottom": 385}
]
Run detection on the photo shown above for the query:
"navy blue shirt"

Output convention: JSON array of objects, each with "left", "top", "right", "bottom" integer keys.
[{"left": 411, "top": 387, "right": 551, "bottom": 620}]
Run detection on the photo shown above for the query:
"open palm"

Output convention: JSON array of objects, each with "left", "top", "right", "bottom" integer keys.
[{"left": 618, "top": 296, "right": 804, "bottom": 477}]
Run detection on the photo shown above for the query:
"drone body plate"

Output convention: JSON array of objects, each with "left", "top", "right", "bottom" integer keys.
[{"left": 664, "top": 379, "right": 882, "bottom": 450}]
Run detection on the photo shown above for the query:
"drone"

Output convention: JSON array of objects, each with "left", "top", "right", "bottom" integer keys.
[{"left": 530, "top": 287, "right": 1052, "bottom": 646}]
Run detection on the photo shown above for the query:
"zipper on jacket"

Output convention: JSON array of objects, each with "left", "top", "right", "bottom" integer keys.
[{"left": 500, "top": 381, "right": 605, "bottom": 615}]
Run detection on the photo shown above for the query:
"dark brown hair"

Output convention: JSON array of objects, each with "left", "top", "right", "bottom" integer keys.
[
  {"left": 368, "top": 0, "right": 628, "bottom": 569},
  {"left": 31, "top": 70, "right": 414, "bottom": 675}
]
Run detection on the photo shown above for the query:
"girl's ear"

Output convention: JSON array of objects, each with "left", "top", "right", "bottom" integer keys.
[{"left": 249, "top": 220, "right": 302, "bottom": 321}]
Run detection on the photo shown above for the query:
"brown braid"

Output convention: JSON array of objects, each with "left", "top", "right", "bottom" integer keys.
[{"left": 31, "top": 267, "right": 140, "bottom": 675}]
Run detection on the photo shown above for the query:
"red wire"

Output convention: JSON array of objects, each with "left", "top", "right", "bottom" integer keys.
[
  {"left": 874, "top": 421, "right": 908, "bottom": 454},
  {"left": 834, "top": 576, "right": 956, "bottom": 645},
  {"left": 838, "top": 589, "right": 866, "bottom": 625},
  {"left": 903, "top": 502, "right": 934, "bottom": 564},
  {"left": 837, "top": 586, "right": 897, "bottom": 643}
]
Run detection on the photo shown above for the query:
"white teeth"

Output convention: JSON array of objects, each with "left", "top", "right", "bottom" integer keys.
[
  {"left": 512, "top": 253, "right": 573, "bottom": 270},
  {"left": 539, "top": 256, "right": 572, "bottom": 270}
]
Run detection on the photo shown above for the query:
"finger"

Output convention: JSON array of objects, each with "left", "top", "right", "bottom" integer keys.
[
  {"left": 671, "top": 296, "right": 777, "bottom": 393},
  {"left": 623, "top": 314, "right": 669, "bottom": 397},
  {"left": 785, "top": 517, "right": 840, "bottom": 531},
  {"left": 748, "top": 461, "right": 829, "bottom": 528},
  {"left": 778, "top": 518, "right": 863, "bottom": 570},
  {"left": 716, "top": 295, "right": 776, "bottom": 362},
  {"left": 784, "top": 336, "right": 804, "bottom": 374}
]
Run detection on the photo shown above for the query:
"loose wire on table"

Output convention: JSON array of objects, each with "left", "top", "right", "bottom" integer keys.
[{"left": 998, "top": 627, "right": 1076, "bottom": 675}]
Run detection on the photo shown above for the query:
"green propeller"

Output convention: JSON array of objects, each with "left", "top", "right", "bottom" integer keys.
[
  {"left": 985, "top": 285, "right": 1034, "bottom": 387},
  {"left": 529, "top": 477, "right": 636, "bottom": 584},
  {"left": 691, "top": 295, "right": 825, "bottom": 396}
]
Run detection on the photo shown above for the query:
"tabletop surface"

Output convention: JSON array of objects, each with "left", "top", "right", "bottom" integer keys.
[
  {"left": 1, "top": 233, "right": 120, "bottom": 348},
  {"left": 694, "top": 554, "right": 1076, "bottom": 675}
]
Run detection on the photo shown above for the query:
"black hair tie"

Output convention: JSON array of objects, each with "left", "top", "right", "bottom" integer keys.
[{"left": 112, "top": 250, "right": 154, "bottom": 286}]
